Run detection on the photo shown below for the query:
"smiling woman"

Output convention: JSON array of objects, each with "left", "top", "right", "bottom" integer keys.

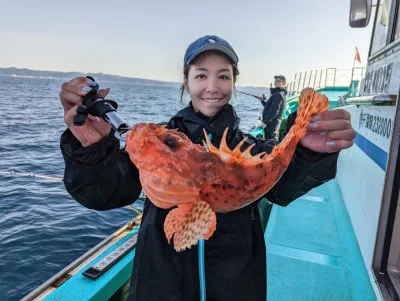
[
  {"left": 186, "top": 52, "right": 235, "bottom": 116},
  {"left": 180, "top": 36, "right": 243, "bottom": 119}
]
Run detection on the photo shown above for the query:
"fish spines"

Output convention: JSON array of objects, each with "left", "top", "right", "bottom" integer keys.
[{"left": 202, "top": 129, "right": 265, "bottom": 165}]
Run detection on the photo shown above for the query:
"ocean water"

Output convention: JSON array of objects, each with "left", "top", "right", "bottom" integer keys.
[{"left": 0, "top": 75, "right": 266, "bottom": 300}]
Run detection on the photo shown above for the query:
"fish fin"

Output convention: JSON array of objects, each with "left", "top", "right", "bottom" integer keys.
[
  {"left": 236, "top": 143, "right": 259, "bottom": 164},
  {"left": 164, "top": 204, "right": 190, "bottom": 244},
  {"left": 140, "top": 173, "right": 200, "bottom": 208},
  {"left": 216, "top": 128, "right": 239, "bottom": 163},
  {"left": 219, "top": 128, "right": 230, "bottom": 152},
  {"left": 231, "top": 137, "right": 247, "bottom": 155},
  {"left": 202, "top": 129, "right": 219, "bottom": 154},
  {"left": 203, "top": 126, "right": 264, "bottom": 165},
  {"left": 202, "top": 211, "right": 217, "bottom": 240},
  {"left": 270, "top": 88, "right": 329, "bottom": 159},
  {"left": 164, "top": 201, "right": 216, "bottom": 252},
  {"left": 296, "top": 88, "right": 329, "bottom": 129}
]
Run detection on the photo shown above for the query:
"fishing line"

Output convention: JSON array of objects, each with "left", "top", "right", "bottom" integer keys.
[
  {"left": 0, "top": 169, "right": 145, "bottom": 213},
  {"left": 0, "top": 170, "right": 63, "bottom": 181},
  {"left": 237, "top": 90, "right": 263, "bottom": 100}
]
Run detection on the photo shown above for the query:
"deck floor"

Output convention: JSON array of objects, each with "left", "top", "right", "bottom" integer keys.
[
  {"left": 43, "top": 180, "right": 379, "bottom": 301},
  {"left": 265, "top": 179, "right": 377, "bottom": 301}
]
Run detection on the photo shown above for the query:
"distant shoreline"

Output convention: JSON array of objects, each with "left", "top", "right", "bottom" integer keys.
[
  {"left": 0, "top": 74, "right": 182, "bottom": 88},
  {"left": 0, "top": 67, "right": 180, "bottom": 87},
  {"left": 0, "top": 67, "right": 268, "bottom": 90}
]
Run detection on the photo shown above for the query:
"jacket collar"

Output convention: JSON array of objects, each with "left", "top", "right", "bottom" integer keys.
[
  {"left": 270, "top": 87, "right": 288, "bottom": 95},
  {"left": 171, "top": 102, "right": 241, "bottom": 147}
]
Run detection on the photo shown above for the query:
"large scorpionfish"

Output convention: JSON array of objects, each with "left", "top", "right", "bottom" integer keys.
[{"left": 126, "top": 88, "right": 329, "bottom": 251}]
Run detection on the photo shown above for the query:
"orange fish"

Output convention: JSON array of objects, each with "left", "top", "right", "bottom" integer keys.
[{"left": 126, "top": 88, "right": 329, "bottom": 251}]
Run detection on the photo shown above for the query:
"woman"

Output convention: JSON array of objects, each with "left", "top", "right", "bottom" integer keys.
[{"left": 59, "top": 35, "right": 355, "bottom": 301}]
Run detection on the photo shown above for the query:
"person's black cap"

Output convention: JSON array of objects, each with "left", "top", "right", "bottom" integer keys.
[{"left": 274, "top": 75, "right": 286, "bottom": 82}]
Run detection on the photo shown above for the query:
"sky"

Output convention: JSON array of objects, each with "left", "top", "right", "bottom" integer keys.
[{"left": 0, "top": 0, "right": 374, "bottom": 87}]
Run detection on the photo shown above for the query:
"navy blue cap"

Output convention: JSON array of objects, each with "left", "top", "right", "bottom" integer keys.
[
  {"left": 274, "top": 75, "right": 286, "bottom": 82},
  {"left": 184, "top": 35, "right": 239, "bottom": 67}
]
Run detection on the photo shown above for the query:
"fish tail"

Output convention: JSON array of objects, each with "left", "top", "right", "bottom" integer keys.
[
  {"left": 295, "top": 88, "right": 329, "bottom": 132},
  {"left": 270, "top": 88, "right": 329, "bottom": 158},
  {"left": 164, "top": 201, "right": 216, "bottom": 252}
]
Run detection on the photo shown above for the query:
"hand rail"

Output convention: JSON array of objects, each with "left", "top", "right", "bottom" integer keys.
[
  {"left": 339, "top": 94, "right": 397, "bottom": 106},
  {"left": 282, "top": 67, "right": 366, "bottom": 97}
]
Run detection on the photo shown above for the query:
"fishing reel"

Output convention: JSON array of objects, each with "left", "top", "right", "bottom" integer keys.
[{"left": 73, "top": 76, "right": 130, "bottom": 139}]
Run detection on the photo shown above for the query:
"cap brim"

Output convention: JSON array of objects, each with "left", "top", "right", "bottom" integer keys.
[
  {"left": 274, "top": 75, "right": 286, "bottom": 81},
  {"left": 187, "top": 44, "right": 238, "bottom": 65}
]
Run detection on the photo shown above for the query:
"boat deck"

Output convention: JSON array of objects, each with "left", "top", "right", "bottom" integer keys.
[
  {"left": 265, "top": 179, "right": 377, "bottom": 301},
  {"left": 39, "top": 228, "right": 138, "bottom": 300},
  {"left": 43, "top": 179, "right": 378, "bottom": 301}
]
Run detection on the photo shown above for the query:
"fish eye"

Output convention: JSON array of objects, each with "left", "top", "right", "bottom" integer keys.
[{"left": 164, "top": 136, "right": 179, "bottom": 149}]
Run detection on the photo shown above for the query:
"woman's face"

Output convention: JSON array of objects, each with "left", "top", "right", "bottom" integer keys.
[{"left": 186, "top": 52, "right": 234, "bottom": 117}]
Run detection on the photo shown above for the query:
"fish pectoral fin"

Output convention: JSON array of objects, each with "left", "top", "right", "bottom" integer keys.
[{"left": 164, "top": 201, "right": 216, "bottom": 252}]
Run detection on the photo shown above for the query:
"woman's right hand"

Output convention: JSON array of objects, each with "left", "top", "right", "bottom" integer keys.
[{"left": 59, "top": 77, "right": 112, "bottom": 147}]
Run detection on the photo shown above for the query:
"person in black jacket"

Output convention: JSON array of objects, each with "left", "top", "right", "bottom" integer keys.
[
  {"left": 59, "top": 35, "right": 356, "bottom": 301},
  {"left": 258, "top": 75, "right": 288, "bottom": 140}
]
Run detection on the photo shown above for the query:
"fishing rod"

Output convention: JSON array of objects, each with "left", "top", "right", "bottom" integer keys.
[
  {"left": 236, "top": 91, "right": 265, "bottom": 100},
  {"left": 73, "top": 76, "right": 130, "bottom": 141}
]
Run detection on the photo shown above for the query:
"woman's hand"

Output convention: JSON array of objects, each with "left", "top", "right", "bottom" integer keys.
[
  {"left": 59, "top": 77, "right": 112, "bottom": 147},
  {"left": 300, "top": 109, "right": 356, "bottom": 153}
]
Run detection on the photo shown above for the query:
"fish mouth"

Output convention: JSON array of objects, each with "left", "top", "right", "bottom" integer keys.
[{"left": 201, "top": 98, "right": 223, "bottom": 104}]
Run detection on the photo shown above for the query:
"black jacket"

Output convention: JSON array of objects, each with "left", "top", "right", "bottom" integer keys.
[
  {"left": 261, "top": 87, "right": 287, "bottom": 139},
  {"left": 61, "top": 103, "right": 338, "bottom": 301}
]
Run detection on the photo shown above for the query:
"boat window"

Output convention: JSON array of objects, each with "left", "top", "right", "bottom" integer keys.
[
  {"left": 394, "top": 2, "right": 400, "bottom": 40},
  {"left": 371, "top": 0, "right": 393, "bottom": 54}
]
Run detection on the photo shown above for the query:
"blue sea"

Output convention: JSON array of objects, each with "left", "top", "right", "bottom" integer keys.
[{"left": 0, "top": 75, "right": 266, "bottom": 301}]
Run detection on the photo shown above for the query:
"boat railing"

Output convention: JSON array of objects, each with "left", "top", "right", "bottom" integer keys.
[
  {"left": 21, "top": 215, "right": 142, "bottom": 301},
  {"left": 283, "top": 67, "right": 366, "bottom": 97}
]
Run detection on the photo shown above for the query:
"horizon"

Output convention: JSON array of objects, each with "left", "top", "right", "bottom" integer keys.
[
  {"left": 0, "top": 66, "right": 179, "bottom": 82},
  {"left": 0, "top": 1, "right": 374, "bottom": 87},
  {"left": 0, "top": 66, "right": 269, "bottom": 88}
]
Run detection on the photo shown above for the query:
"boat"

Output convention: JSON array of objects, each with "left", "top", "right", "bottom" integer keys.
[{"left": 23, "top": 0, "right": 400, "bottom": 299}]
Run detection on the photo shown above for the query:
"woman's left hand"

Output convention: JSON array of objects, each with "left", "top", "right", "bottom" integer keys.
[{"left": 300, "top": 109, "right": 356, "bottom": 153}]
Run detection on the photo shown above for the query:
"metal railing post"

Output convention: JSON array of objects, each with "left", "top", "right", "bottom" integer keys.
[
  {"left": 318, "top": 69, "right": 323, "bottom": 88},
  {"left": 313, "top": 69, "right": 318, "bottom": 88},
  {"left": 332, "top": 68, "right": 337, "bottom": 86},
  {"left": 302, "top": 71, "right": 308, "bottom": 90},
  {"left": 292, "top": 73, "right": 297, "bottom": 95},
  {"left": 297, "top": 72, "right": 302, "bottom": 94},
  {"left": 324, "top": 69, "right": 328, "bottom": 87}
]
